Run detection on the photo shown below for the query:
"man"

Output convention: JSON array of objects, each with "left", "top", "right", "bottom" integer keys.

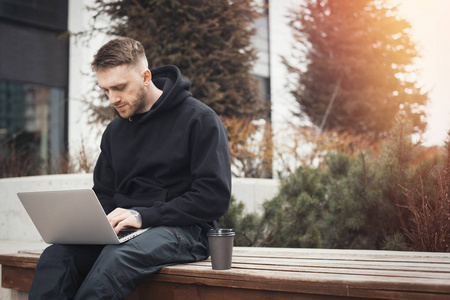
[{"left": 29, "top": 37, "right": 232, "bottom": 299}]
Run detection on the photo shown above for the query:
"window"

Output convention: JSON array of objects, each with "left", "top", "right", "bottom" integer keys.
[{"left": 0, "top": 80, "right": 66, "bottom": 177}]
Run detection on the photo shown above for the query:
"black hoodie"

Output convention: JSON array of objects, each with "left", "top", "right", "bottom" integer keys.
[{"left": 92, "top": 65, "right": 232, "bottom": 229}]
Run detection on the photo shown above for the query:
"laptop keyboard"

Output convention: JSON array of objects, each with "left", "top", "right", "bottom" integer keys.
[{"left": 117, "top": 228, "right": 137, "bottom": 239}]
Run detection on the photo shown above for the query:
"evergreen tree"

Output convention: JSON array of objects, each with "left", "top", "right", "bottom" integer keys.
[
  {"left": 87, "top": 0, "right": 267, "bottom": 120},
  {"left": 284, "top": 0, "right": 428, "bottom": 142},
  {"left": 262, "top": 166, "right": 327, "bottom": 247}
]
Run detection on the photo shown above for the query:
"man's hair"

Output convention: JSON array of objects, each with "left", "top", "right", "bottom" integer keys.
[{"left": 91, "top": 37, "right": 147, "bottom": 72}]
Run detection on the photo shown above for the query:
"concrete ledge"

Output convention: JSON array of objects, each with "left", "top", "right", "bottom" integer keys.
[
  {"left": 0, "top": 174, "right": 279, "bottom": 242},
  {"left": 231, "top": 178, "right": 279, "bottom": 213},
  {"left": 0, "top": 174, "right": 94, "bottom": 242}
]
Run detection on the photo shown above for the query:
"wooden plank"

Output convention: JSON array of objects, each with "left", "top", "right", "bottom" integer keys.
[
  {"left": 228, "top": 263, "right": 450, "bottom": 280},
  {"left": 232, "top": 254, "right": 450, "bottom": 266},
  {"left": 234, "top": 247, "right": 450, "bottom": 258},
  {"left": 0, "top": 252, "right": 40, "bottom": 262},
  {"left": 0, "top": 253, "right": 39, "bottom": 269},
  {"left": 146, "top": 272, "right": 450, "bottom": 300},
  {"left": 233, "top": 247, "right": 450, "bottom": 263},
  {"left": 4, "top": 247, "right": 450, "bottom": 266},
  {"left": 152, "top": 264, "right": 450, "bottom": 295},
  {"left": 128, "top": 281, "right": 369, "bottom": 300},
  {"left": 4, "top": 247, "right": 450, "bottom": 263},
  {"left": 172, "top": 258, "right": 450, "bottom": 280},
  {"left": 1, "top": 265, "right": 35, "bottom": 292},
  {"left": 165, "top": 264, "right": 450, "bottom": 286},
  {"left": 228, "top": 257, "right": 450, "bottom": 273}
]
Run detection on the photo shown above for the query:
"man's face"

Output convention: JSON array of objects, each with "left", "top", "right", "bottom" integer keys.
[{"left": 96, "top": 64, "right": 148, "bottom": 119}]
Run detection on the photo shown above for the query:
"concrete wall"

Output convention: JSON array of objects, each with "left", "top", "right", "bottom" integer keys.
[
  {"left": 0, "top": 174, "right": 94, "bottom": 242},
  {"left": 0, "top": 174, "right": 280, "bottom": 243}
]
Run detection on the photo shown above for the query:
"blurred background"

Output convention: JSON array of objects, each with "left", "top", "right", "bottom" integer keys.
[
  {"left": 1, "top": 0, "right": 448, "bottom": 178},
  {"left": 1, "top": 0, "right": 449, "bottom": 251}
]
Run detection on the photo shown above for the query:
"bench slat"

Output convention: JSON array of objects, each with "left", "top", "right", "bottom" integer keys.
[
  {"left": 0, "top": 252, "right": 39, "bottom": 269},
  {"left": 154, "top": 262, "right": 450, "bottom": 293},
  {"left": 230, "top": 257, "right": 450, "bottom": 272},
  {"left": 233, "top": 247, "right": 450, "bottom": 262},
  {"left": 177, "top": 260, "right": 450, "bottom": 280}
]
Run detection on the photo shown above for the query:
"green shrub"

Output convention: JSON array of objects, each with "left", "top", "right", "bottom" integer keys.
[{"left": 221, "top": 118, "right": 449, "bottom": 251}]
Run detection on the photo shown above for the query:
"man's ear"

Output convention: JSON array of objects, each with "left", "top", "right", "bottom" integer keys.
[{"left": 142, "top": 69, "right": 152, "bottom": 86}]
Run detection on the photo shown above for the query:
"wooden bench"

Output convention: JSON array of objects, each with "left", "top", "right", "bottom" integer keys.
[{"left": 1, "top": 247, "right": 450, "bottom": 299}]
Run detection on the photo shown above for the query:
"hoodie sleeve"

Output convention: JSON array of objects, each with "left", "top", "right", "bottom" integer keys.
[
  {"left": 135, "top": 110, "right": 232, "bottom": 228},
  {"left": 92, "top": 126, "right": 117, "bottom": 215}
]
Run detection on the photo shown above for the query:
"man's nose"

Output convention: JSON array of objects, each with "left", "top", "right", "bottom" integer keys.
[{"left": 109, "top": 92, "right": 121, "bottom": 104}]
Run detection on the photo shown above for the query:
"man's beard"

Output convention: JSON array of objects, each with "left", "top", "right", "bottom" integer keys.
[
  {"left": 132, "top": 86, "right": 148, "bottom": 115},
  {"left": 117, "top": 86, "right": 147, "bottom": 118}
]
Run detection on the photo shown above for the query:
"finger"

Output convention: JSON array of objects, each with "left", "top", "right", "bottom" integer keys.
[
  {"left": 114, "top": 221, "right": 125, "bottom": 234},
  {"left": 110, "top": 217, "right": 121, "bottom": 229},
  {"left": 109, "top": 211, "right": 129, "bottom": 228},
  {"left": 107, "top": 208, "right": 126, "bottom": 222},
  {"left": 114, "top": 217, "right": 135, "bottom": 234}
]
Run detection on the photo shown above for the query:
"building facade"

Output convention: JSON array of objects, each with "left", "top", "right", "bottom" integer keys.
[{"left": 0, "top": 0, "right": 69, "bottom": 177}]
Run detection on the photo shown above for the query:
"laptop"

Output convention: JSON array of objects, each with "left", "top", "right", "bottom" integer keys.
[{"left": 17, "top": 189, "right": 149, "bottom": 245}]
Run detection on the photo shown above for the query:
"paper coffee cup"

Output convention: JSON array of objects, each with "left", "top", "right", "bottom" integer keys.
[{"left": 207, "top": 228, "right": 235, "bottom": 270}]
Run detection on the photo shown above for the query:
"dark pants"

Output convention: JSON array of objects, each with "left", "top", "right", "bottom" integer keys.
[{"left": 29, "top": 225, "right": 208, "bottom": 300}]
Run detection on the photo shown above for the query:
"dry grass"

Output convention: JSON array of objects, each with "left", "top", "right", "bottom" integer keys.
[
  {"left": 400, "top": 144, "right": 450, "bottom": 252},
  {"left": 222, "top": 116, "right": 273, "bottom": 178},
  {"left": 0, "top": 142, "right": 37, "bottom": 177},
  {"left": 0, "top": 138, "right": 97, "bottom": 178}
]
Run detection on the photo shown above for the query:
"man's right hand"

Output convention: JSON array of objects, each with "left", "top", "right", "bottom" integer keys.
[{"left": 107, "top": 208, "right": 142, "bottom": 234}]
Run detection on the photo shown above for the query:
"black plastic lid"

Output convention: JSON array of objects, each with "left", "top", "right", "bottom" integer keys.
[{"left": 207, "top": 228, "right": 235, "bottom": 237}]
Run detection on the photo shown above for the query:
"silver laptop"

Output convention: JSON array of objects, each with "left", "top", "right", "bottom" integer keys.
[{"left": 17, "top": 189, "right": 149, "bottom": 245}]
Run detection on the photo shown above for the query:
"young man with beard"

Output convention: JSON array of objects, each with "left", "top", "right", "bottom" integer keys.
[{"left": 29, "top": 37, "right": 232, "bottom": 300}]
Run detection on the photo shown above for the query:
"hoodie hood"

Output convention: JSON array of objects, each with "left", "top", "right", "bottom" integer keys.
[{"left": 133, "top": 65, "right": 192, "bottom": 123}]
